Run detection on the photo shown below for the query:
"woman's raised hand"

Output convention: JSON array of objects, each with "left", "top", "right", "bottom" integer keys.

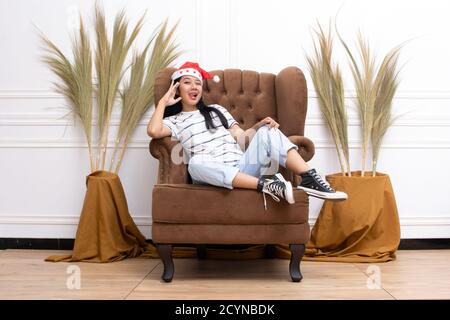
[
  {"left": 159, "top": 80, "right": 182, "bottom": 107},
  {"left": 256, "top": 117, "right": 280, "bottom": 130}
]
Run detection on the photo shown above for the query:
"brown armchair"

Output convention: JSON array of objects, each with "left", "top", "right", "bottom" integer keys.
[{"left": 149, "top": 66, "right": 315, "bottom": 282}]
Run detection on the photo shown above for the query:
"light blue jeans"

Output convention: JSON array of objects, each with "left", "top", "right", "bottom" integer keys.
[{"left": 188, "top": 124, "right": 299, "bottom": 189}]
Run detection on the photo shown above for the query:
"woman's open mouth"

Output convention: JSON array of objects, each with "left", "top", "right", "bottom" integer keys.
[{"left": 188, "top": 92, "right": 198, "bottom": 100}]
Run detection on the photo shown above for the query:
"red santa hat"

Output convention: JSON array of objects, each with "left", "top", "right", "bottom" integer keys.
[{"left": 171, "top": 61, "right": 220, "bottom": 83}]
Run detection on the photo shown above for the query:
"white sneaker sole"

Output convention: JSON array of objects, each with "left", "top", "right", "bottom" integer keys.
[
  {"left": 274, "top": 173, "right": 295, "bottom": 204},
  {"left": 297, "top": 186, "right": 348, "bottom": 201}
]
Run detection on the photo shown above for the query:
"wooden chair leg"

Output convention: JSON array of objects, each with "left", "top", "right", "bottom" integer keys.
[
  {"left": 289, "top": 244, "right": 305, "bottom": 282},
  {"left": 264, "top": 244, "right": 276, "bottom": 259},
  {"left": 196, "top": 244, "right": 207, "bottom": 259},
  {"left": 156, "top": 244, "right": 174, "bottom": 282}
]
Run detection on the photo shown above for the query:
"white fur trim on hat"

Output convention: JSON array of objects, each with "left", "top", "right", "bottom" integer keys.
[{"left": 171, "top": 68, "right": 203, "bottom": 82}]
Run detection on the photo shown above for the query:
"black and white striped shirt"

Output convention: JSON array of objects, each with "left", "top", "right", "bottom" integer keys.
[{"left": 162, "top": 104, "right": 243, "bottom": 165}]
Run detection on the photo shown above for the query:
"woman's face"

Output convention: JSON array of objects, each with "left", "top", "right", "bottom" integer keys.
[{"left": 177, "top": 75, "right": 203, "bottom": 106}]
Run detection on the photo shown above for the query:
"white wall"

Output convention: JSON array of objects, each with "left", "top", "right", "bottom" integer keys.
[{"left": 1, "top": 0, "right": 449, "bottom": 239}]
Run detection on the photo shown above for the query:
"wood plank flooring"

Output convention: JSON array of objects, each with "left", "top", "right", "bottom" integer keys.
[{"left": 0, "top": 249, "right": 449, "bottom": 300}]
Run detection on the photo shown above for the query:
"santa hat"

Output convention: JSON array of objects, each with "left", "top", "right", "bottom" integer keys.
[{"left": 171, "top": 61, "right": 220, "bottom": 83}]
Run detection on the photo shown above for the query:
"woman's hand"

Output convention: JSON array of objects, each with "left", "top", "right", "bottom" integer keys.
[
  {"left": 159, "top": 81, "right": 182, "bottom": 107},
  {"left": 255, "top": 117, "right": 280, "bottom": 130}
]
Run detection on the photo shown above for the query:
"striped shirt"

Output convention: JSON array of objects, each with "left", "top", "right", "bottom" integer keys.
[{"left": 162, "top": 104, "right": 243, "bottom": 165}]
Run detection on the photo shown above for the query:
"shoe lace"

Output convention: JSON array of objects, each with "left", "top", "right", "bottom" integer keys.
[
  {"left": 311, "top": 171, "right": 335, "bottom": 192},
  {"left": 261, "top": 180, "right": 283, "bottom": 210}
]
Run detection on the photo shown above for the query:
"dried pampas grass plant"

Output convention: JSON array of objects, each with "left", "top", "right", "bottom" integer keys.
[
  {"left": 306, "top": 21, "right": 351, "bottom": 176},
  {"left": 337, "top": 28, "right": 404, "bottom": 176},
  {"left": 40, "top": 4, "right": 181, "bottom": 174}
]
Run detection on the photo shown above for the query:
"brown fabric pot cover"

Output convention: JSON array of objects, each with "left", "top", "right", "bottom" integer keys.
[
  {"left": 276, "top": 171, "right": 401, "bottom": 263},
  {"left": 46, "top": 171, "right": 156, "bottom": 263}
]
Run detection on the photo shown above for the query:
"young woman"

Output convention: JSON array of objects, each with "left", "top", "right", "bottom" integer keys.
[{"left": 147, "top": 62, "right": 347, "bottom": 210}]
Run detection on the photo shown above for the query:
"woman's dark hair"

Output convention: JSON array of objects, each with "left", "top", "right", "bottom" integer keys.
[{"left": 163, "top": 78, "right": 230, "bottom": 130}]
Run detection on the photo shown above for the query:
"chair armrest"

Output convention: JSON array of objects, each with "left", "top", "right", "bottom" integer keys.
[
  {"left": 149, "top": 137, "right": 190, "bottom": 184},
  {"left": 287, "top": 135, "right": 315, "bottom": 162},
  {"left": 283, "top": 135, "right": 315, "bottom": 187}
]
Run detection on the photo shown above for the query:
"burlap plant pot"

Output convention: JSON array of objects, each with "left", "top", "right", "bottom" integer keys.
[
  {"left": 275, "top": 171, "right": 401, "bottom": 263},
  {"left": 46, "top": 171, "right": 156, "bottom": 262}
]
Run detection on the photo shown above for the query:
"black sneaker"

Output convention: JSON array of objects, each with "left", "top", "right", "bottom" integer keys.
[
  {"left": 297, "top": 169, "right": 348, "bottom": 201},
  {"left": 259, "top": 173, "right": 295, "bottom": 210}
]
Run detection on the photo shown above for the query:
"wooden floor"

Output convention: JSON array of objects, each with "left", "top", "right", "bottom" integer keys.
[{"left": 0, "top": 249, "right": 449, "bottom": 300}]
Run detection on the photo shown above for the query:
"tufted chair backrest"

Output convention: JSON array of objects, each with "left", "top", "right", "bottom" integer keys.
[{"left": 154, "top": 67, "right": 308, "bottom": 136}]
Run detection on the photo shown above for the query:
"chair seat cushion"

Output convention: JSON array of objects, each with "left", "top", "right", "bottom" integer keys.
[{"left": 152, "top": 184, "right": 309, "bottom": 225}]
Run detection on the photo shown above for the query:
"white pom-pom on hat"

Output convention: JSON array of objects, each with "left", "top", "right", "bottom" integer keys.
[{"left": 212, "top": 75, "right": 220, "bottom": 83}]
